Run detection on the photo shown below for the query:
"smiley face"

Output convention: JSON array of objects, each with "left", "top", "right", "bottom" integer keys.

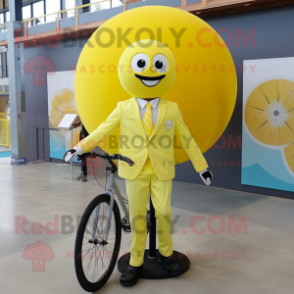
[{"left": 118, "top": 39, "right": 176, "bottom": 98}]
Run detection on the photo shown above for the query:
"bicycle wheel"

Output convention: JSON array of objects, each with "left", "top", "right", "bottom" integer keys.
[{"left": 74, "top": 194, "right": 122, "bottom": 292}]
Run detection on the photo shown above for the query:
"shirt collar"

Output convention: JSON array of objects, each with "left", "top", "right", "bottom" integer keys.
[{"left": 137, "top": 98, "right": 160, "bottom": 109}]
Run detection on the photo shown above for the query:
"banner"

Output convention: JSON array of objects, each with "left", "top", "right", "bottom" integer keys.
[
  {"left": 242, "top": 57, "right": 294, "bottom": 192},
  {"left": 47, "top": 71, "right": 80, "bottom": 160}
]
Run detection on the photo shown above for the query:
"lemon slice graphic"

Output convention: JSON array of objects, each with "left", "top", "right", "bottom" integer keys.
[
  {"left": 284, "top": 143, "right": 294, "bottom": 174},
  {"left": 50, "top": 88, "right": 76, "bottom": 128},
  {"left": 49, "top": 88, "right": 80, "bottom": 150},
  {"left": 245, "top": 79, "right": 294, "bottom": 146}
]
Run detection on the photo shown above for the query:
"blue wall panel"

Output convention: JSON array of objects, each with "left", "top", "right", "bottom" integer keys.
[
  {"left": 60, "top": 17, "right": 75, "bottom": 29},
  {"left": 28, "top": 22, "right": 56, "bottom": 35},
  {"left": 0, "top": 31, "right": 7, "bottom": 41}
]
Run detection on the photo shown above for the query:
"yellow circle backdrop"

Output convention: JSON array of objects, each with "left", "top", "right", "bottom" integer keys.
[{"left": 75, "top": 6, "right": 237, "bottom": 163}]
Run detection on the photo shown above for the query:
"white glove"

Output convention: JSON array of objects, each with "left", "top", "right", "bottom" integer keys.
[
  {"left": 199, "top": 169, "right": 213, "bottom": 186},
  {"left": 63, "top": 146, "right": 83, "bottom": 163}
]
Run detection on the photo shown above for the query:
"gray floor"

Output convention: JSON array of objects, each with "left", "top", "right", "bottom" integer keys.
[
  {"left": 0, "top": 157, "right": 293, "bottom": 294},
  {"left": 0, "top": 145, "right": 10, "bottom": 152}
]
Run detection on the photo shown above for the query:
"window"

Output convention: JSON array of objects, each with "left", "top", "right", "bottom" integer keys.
[
  {"left": 22, "top": 1, "right": 46, "bottom": 25},
  {"left": 64, "top": 0, "right": 75, "bottom": 18},
  {"left": 33, "top": 1, "right": 45, "bottom": 24},
  {"left": 90, "top": 0, "right": 111, "bottom": 13},
  {"left": 112, "top": 0, "right": 123, "bottom": 8},
  {"left": 0, "top": 0, "right": 9, "bottom": 26},
  {"left": 5, "top": 11, "right": 9, "bottom": 22},
  {"left": 46, "top": 0, "right": 60, "bottom": 23},
  {"left": 22, "top": 5, "right": 31, "bottom": 20},
  {"left": 21, "top": 0, "right": 76, "bottom": 25}
]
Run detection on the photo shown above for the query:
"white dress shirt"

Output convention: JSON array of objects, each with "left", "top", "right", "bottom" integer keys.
[{"left": 136, "top": 98, "right": 159, "bottom": 129}]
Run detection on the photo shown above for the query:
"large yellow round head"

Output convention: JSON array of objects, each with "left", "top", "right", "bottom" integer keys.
[{"left": 118, "top": 40, "right": 176, "bottom": 98}]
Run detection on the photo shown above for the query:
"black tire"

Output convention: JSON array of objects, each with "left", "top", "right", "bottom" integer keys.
[{"left": 74, "top": 194, "right": 122, "bottom": 292}]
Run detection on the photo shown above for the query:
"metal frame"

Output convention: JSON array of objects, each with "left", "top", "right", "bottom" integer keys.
[
  {"left": 93, "top": 171, "right": 129, "bottom": 242},
  {"left": 0, "top": 51, "right": 8, "bottom": 78}
]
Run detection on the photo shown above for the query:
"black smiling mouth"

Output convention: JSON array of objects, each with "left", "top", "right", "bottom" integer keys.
[{"left": 135, "top": 74, "right": 166, "bottom": 87}]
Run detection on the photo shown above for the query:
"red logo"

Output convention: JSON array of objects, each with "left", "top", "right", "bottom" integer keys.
[
  {"left": 24, "top": 55, "right": 56, "bottom": 86},
  {"left": 23, "top": 241, "right": 55, "bottom": 272}
]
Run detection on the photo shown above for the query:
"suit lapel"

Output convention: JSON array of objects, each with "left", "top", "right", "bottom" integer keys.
[
  {"left": 129, "top": 97, "right": 146, "bottom": 138},
  {"left": 150, "top": 98, "right": 167, "bottom": 141}
]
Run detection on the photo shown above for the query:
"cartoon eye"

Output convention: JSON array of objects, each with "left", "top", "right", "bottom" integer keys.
[
  {"left": 33, "top": 251, "right": 37, "bottom": 255},
  {"left": 131, "top": 53, "right": 149, "bottom": 72},
  {"left": 34, "top": 65, "right": 38, "bottom": 69},
  {"left": 41, "top": 252, "right": 45, "bottom": 255},
  {"left": 42, "top": 65, "right": 46, "bottom": 69},
  {"left": 153, "top": 54, "right": 169, "bottom": 73}
]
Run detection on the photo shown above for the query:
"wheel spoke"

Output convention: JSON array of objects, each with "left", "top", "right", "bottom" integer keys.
[
  {"left": 84, "top": 248, "right": 96, "bottom": 274},
  {"left": 81, "top": 244, "right": 94, "bottom": 260}
]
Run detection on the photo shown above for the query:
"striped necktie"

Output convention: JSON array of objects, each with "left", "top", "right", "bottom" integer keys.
[{"left": 142, "top": 102, "right": 153, "bottom": 140}]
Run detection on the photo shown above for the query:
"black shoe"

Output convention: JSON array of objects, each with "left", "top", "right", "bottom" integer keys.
[
  {"left": 157, "top": 252, "right": 181, "bottom": 275},
  {"left": 120, "top": 264, "right": 143, "bottom": 287}
]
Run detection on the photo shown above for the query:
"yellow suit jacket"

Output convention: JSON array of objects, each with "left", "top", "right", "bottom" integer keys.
[{"left": 78, "top": 97, "right": 208, "bottom": 180}]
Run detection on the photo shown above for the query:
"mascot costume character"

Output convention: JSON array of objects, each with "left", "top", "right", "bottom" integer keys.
[{"left": 64, "top": 5, "right": 237, "bottom": 288}]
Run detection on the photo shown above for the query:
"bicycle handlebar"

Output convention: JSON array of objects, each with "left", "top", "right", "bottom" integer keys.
[{"left": 77, "top": 152, "right": 135, "bottom": 167}]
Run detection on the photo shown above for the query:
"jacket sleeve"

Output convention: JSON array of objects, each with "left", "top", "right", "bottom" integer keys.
[
  {"left": 175, "top": 103, "right": 208, "bottom": 173},
  {"left": 77, "top": 102, "right": 121, "bottom": 153}
]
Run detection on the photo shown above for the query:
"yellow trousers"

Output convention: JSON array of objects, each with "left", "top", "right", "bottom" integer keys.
[{"left": 126, "top": 158, "right": 173, "bottom": 267}]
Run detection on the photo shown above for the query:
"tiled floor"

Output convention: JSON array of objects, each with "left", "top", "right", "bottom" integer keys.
[{"left": 0, "top": 157, "right": 293, "bottom": 294}]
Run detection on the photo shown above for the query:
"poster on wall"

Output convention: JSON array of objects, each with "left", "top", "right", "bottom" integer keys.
[
  {"left": 47, "top": 71, "right": 81, "bottom": 160},
  {"left": 242, "top": 57, "right": 294, "bottom": 192}
]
